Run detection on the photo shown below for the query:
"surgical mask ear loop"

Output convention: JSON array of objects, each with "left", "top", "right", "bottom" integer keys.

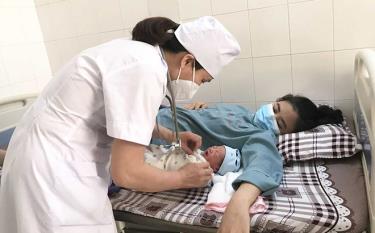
[
  {"left": 191, "top": 59, "right": 196, "bottom": 91},
  {"left": 176, "top": 66, "right": 182, "bottom": 82}
]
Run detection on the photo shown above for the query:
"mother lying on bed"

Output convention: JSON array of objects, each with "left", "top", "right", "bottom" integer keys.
[{"left": 154, "top": 94, "right": 343, "bottom": 233}]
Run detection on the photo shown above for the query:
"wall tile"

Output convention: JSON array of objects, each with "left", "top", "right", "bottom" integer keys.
[
  {"left": 289, "top": 0, "right": 333, "bottom": 53},
  {"left": 0, "top": 0, "right": 34, "bottom": 7},
  {"left": 216, "top": 11, "right": 252, "bottom": 58},
  {"left": 70, "top": 0, "right": 97, "bottom": 36},
  {"left": 148, "top": 0, "right": 179, "bottom": 22},
  {"left": 220, "top": 58, "right": 254, "bottom": 102},
  {"left": 0, "top": 45, "right": 35, "bottom": 84},
  {"left": 119, "top": 0, "right": 149, "bottom": 29},
  {"left": 47, "top": 1, "right": 76, "bottom": 39},
  {"left": 19, "top": 8, "right": 44, "bottom": 43},
  {"left": 123, "top": 29, "right": 131, "bottom": 38},
  {"left": 314, "top": 99, "right": 334, "bottom": 106},
  {"left": 0, "top": 8, "right": 26, "bottom": 45},
  {"left": 94, "top": 0, "right": 123, "bottom": 32},
  {"left": 253, "top": 55, "right": 292, "bottom": 101},
  {"left": 334, "top": 99, "right": 354, "bottom": 127},
  {"left": 11, "top": 81, "right": 40, "bottom": 96},
  {"left": 34, "top": 0, "right": 51, "bottom": 6},
  {"left": 35, "top": 4, "right": 53, "bottom": 41},
  {"left": 248, "top": 0, "right": 286, "bottom": 9},
  {"left": 57, "top": 38, "right": 81, "bottom": 65},
  {"left": 212, "top": 0, "right": 247, "bottom": 14},
  {"left": 249, "top": 5, "right": 290, "bottom": 57},
  {"left": 45, "top": 41, "right": 63, "bottom": 74},
  {"left": 334, "top": 0, "right": 375, "bottom": 50},
  {"left": 76, "top": 34, "right": 103, "bottom": 53},
  {"left": 100, "top": 30, "right": 129, "bottom": 43},
  {"left": 0, "top": 53, "right": 8, "bottom": 87},
  {"left": 334, "top": 49, "right": 359, "bottom": 100},
  {"left": 28, "top": 43, "right": 52, "bottom": 79},
  {"left": 292, "top": 52, "right": 334, "bottom": 100},
  {"left": 179, "top": 0, "right": 211, "bottom": 20},
  {"left": 288, "top": 0, "right": 313, "bottom": 3},
  {"left": 334, "top": 99, "right": 354, "bottom": 131},
  {"left": 0, "top": 86, "right": 13, "bottom": 99},
  {"left": 26, "top": 0, "right": 375, "bottom": 120}
]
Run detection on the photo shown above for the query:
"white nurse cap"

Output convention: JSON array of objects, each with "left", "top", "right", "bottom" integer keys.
[{"left": 175, "top": 16, "right": 240, "bottom": 78}]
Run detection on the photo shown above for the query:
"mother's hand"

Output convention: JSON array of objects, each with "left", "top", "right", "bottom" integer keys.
[
  {"left": 218, "top": 202, "right": 250, "bottom": 233},
  {"left": 184, "top": 101, "right": 208, "bottom": 110},
  {"left": 218, "top": 183, "right": 261, "bottom": 233}
]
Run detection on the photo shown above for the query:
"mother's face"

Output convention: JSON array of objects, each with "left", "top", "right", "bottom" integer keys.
[{"left": 272, "top": 101, "right": 299, "bottom": 134}]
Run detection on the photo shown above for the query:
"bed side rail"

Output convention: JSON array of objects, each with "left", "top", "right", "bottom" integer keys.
[
  {"left": 354, "top": 49, "right": 375, "bottom": 233},
  {"left": 0, "top": 94, "right": 37, "bottom": 132}
]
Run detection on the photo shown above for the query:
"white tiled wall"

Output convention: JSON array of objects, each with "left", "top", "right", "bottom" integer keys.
[
  {"left": 0, "top": 0, "right": 51, "bottom": 99},
  {"left": 249, "top": 5, "right": 290, "bottom": 57},
  {"left": 33, "top": 0, "right": 375, "bottom": 120}
]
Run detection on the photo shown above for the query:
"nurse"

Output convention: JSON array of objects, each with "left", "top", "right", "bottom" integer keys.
[{"left": 0, "top": 16, "right": 240, "bottom": 233}]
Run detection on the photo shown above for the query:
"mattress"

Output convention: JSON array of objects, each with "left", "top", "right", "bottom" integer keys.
[{"left": 110, "top": 154, "right": 368, "bottom": 233}]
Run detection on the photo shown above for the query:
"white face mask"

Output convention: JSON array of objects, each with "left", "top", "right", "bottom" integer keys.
[{"left": 170, "top": 60, "right": 200, "bottom": 101}]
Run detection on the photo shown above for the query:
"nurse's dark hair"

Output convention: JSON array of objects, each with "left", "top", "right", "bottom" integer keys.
[
  {"left": 277, "top": 94, "right": 344, "bottom": 132},
  {"left": 132, "top": 17, "right": 203, "bottom": 69}
]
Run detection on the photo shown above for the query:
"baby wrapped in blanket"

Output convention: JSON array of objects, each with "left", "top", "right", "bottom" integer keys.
[
  {"left": 144, "top": 144, "right": 241, "bottom": 175},
  {"left": 144, "top": 144, "right": 267, "bottom": 213}
]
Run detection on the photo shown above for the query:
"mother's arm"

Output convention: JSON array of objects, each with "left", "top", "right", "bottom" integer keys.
[
  {"left": 219, "top": 183, "right": 260, "bottom": 233},
  {"left": 219, "top": 129, "right": 283, "bottom": 232}
]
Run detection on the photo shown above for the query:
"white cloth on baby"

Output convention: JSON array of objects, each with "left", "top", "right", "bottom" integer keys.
[
  {"left": 205, "top": 170, "right": 268, "bottom": 213},
  {"left": 144, "top": 144, "right": 206, "bottom": 171}
]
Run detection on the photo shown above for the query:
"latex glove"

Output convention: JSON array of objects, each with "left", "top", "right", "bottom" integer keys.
[{"left": 179, "top": 131, "right": 202, "bottom": 154}]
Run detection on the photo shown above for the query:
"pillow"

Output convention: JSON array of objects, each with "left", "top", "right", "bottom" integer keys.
[{"left": 277, "top": 124, "right": 359, "bottom": 163}]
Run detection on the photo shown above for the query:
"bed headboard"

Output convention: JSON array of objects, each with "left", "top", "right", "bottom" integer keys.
[
  {"left": 0, "top": 94, "right": 37, "bottom": 132},
  {"left": 353, "top": 49, "right": 375, "bottom": 233}
]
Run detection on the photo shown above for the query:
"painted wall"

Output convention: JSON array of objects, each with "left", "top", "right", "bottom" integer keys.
[
  {"left": 35, "top": 0, "right": 375, "bottom": 121},
  {"left": 0, "top": 0, "right": 51, "bottom": 99}
]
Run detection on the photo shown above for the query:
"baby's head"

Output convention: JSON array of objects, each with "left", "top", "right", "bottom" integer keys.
[{"left": 202, "top": 145, "right": 240, "bottom": 175}]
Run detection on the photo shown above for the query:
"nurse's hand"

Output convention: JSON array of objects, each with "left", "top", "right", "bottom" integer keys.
[
  {"left": 178, "top": 162, "right": 213, "bottom": 188},
  {"left": 179, "top": 131, "right": 202, "bottom": 154}
]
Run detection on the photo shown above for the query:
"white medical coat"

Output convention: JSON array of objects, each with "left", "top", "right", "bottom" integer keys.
[{"left": 0, "top": 39, "right": 167, "bottom": 233}]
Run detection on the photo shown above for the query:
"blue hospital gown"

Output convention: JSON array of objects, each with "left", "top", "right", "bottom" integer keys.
[{"left": 156, "top": 104, "right": 283, "bottom": 195}]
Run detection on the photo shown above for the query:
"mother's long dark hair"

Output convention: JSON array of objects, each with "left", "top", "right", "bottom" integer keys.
[{"left": 278, "top": 94, "right": 344, "bottom": 132}]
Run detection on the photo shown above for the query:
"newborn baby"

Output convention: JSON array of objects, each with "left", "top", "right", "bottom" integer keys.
[{"left": 144, "top": 144, "right": 241, "bottom": 175}]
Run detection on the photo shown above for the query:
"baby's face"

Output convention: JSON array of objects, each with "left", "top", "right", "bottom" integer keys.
[{"left": 203, "top": 146, "right": 225, "bottom": 172}]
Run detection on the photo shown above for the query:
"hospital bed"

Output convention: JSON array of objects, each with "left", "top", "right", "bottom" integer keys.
[
  {"left": 0, "top": 50, "right": 374, "bottom": 233},
  {"left": 111, "top": 49, "right": 374, "bottom": 233}
]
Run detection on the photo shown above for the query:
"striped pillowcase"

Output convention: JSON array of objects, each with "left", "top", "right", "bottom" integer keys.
[{"left": 277, "top": 124, "right": 359, "bottom": 163}]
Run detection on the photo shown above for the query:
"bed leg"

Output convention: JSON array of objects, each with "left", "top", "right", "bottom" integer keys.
[{"left": 116, "top": 221, "right": 126, "bottom": 233}]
